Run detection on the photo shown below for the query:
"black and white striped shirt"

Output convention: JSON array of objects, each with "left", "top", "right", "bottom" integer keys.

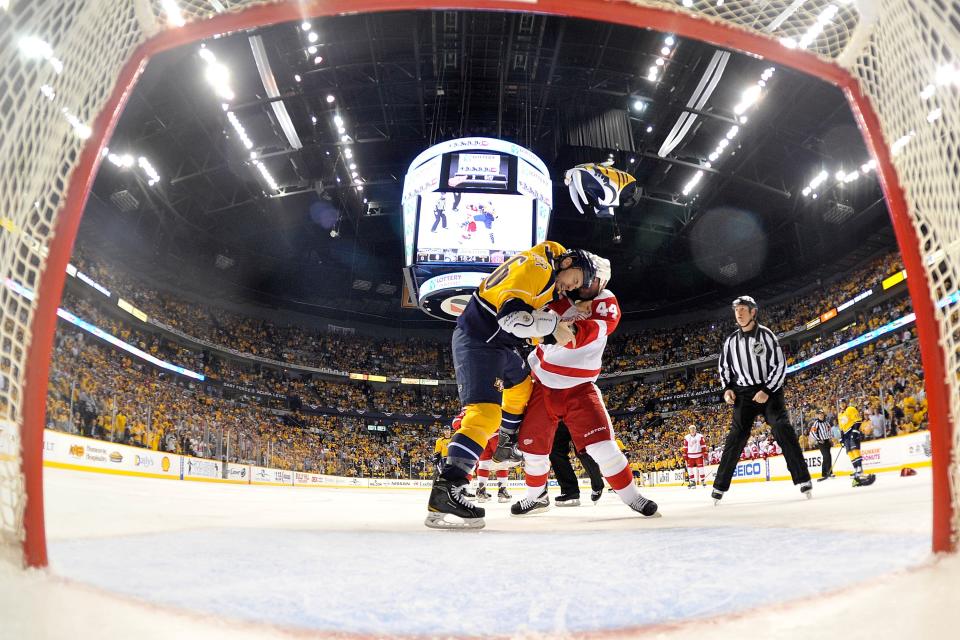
[
  {"left": 718, "top": 323, "right": 787, "bottom": 394},
  {"left": 810, "top": 418, "right": 831, "bottom": 443}
]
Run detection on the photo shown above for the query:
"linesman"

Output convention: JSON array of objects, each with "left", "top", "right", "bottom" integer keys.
[
  {"left": 809, "top": 409, "right": 834, "bottom": 481},
  {"left": 712, "top": 296, "right": 812, "bottom": 503}
]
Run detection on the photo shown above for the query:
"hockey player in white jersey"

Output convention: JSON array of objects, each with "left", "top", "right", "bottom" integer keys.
[
  {"left": 509, "top": 256, "right": 659, "bottom": 518},
  {"left": 682, "top": 425, "right": 707, "bottom": 488}
]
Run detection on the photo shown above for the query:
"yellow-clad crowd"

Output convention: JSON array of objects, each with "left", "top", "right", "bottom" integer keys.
[{"left": 45, "top": 247, "right": 925, "bottom": 480}]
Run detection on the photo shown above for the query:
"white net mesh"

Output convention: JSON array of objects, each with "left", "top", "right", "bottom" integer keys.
[{"left": 0, "top": 0, "right": 956, "bottom": 564}]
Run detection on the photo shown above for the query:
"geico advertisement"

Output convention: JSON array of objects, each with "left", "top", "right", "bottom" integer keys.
[{"left": 44, "top": 429, "right": 179, "bottom": 478}]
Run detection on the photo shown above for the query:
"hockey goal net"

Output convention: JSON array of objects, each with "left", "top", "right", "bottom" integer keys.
[{"left": 0, "top": 0, "right": 957, "bottom": 567}]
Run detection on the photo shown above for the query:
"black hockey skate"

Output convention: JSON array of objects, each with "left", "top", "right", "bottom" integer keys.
[
  {"left": 555, "top": 493, "right": 581, "bottom": 507},
  {"left": 510, "top": 488, "right": 550, "bottom": 516},
  {"left": 628, "top": 494, "right": 660, "bottom": 518},
  {"left": 591, "top": 488, "right": 603, "bottom": 504},
  {"left": 711, "top": 488, "right": 725, "bottom": 505},
  {"left": 687, "top": 480, "right": 696, "bottom": 489},
  {"left": 852, "top": 473, "right": 876, "bottom": 487},
  {"left": 497, "top": 486, "right": 511, "bottom": 503},
  {"left": 800, "top": 480, "right": 813, "bottom": 499},
  {"left": 491, "top": 430, "right": 523, "bottom": 468},
  {"left": 475, "top": 485, "right": 492, "bottom": 503},
  {"left": 424, "top": 477, "right": 486, "bottom": 529}
]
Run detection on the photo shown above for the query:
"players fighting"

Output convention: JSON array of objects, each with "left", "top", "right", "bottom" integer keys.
[{"left": 424, "top": 241, "right": 595, "bottom": 528}]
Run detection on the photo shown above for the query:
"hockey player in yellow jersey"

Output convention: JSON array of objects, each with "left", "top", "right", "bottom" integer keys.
[
  {"left": 838, "top": 397, "right": 876, "bottom": 487},
  {"left": 433, "top": 423, "right": 452, "bottom": 476},
  {"left": 425, "top": 241, "right": 604, "bottom": 529}
]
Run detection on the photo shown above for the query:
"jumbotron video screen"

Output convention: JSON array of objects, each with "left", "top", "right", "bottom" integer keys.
[{"left": 414, "top": 191, "right": 534, "bottom": 264}]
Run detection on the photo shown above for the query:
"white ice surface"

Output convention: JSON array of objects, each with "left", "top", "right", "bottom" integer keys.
[{"left": 2, "top": 467, "right": 958, "bottom": 639}]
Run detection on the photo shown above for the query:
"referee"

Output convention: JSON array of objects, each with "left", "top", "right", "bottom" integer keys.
[
  {"left": 809, "top": 409, "right": 834, "bottom": 481},
  {"left": 712, "top": 296, "right": 812, "bottom": 503}
]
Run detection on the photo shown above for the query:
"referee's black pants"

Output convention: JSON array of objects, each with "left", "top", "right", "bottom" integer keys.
[
  {"left": 818, "top": 440, "right": 833, "bottom": 478},
  {"left": 550, "top": 422, "right": 604, "bottom": 496},
  {"left": 713, "top": 388, "right": 811, "bottom": 492}
]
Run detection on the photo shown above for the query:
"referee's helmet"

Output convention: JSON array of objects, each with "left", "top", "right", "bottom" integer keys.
[{"left": 731, "top": 295, "right": 757, "bottom": 310}]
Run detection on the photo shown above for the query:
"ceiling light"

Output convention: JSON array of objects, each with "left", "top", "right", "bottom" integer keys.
[
  {"left": 802, "top": 187, "right": 811, "bottom": 197},
  {"left": 326, "top": 94, "right": 335, "bottom": 103},
  {"left": 340, "top": 134, "right": 349, "bottom": 142},
  {"left": 629, "top": 157, "right": 635, "bottom": 164},
  {"left": 779, "top": 37, "right": 798, "bottom": 49},
  {"left": 812, "top": 193, "right": 818, "bottom": 199},
  {"left": 314, "top": 56, "right": 323, "bottom": 65},
  {"left": 357, "top": 185, "right": 364, "bottom": 191},
  {"left": 927, "top": 108, "right": 943, "bottom": 122},
  {"left": 349, "top": 163, "right": 357, "bottom": 170},
  {"left": 159, "top": 0, "right": 185, "bottom": 27},
  {"left": 739, "top": 115, "right": 748, "bottom": 124},
  {"left": 351, "top": 171, "right": 359, "bottom": 178},
  {"left": 337, "top": 126, "right": 346, "bottom": 134},
  {"left": 891, "top": 131, "right": 915, "bottom": 155},
  {"left": 334, "top": 115, "right": 344, "bottom": 127},
  {"left": 308, "top": 32, "right": 319, "bottom": 43},
  {"left": 646, "top": 125, "right": 653, "bottom": 133},
  {"left": 18, "top": 36, "right": 64, "bottom": 74},
  {"left": 660, "top": 46, "right": 670, "bottom": 55},
  {"left": 682, "top": 0, "right": 693, "bottom": 7},
  {"left": 294, "top": 74, "right": 301, "bottom": 83},
  {"left": 307, "top": 45, "right": 318, "bottom": 55},
  {"left": 344, "top": 148, "right": 353, "bottom": 158},
  {"left": 655, "top": 57, "right": 665, "bottom": 67},
  {"left": 682, "top": 170, "right": 703, "bottom": 195},
  {"left": 835, "top": 170, "right": 846, "bottom": 181},
  {"left": 726, "top": 125, "right": 739, "bottom": 139},
  {"left": 354, "top": 178, "right": 362, "bottom": 185},
  {"left": 718, "top": 139, "right": 729, "bottom": 149},
  {"left": 708, "top": 152, "right": 719, "bottom": 161},
  {"left": 311, "top": 115, "right": 317, "bottom": 124},
  {"left": 62, "top": 109, "right": 91, "bottom": 139},
  {"left": 935, "top": 64, "right": 960, "bottom": 86},
  {"left": 664, "top": 36, "right": 675, "bottom": 46},
  {"left": 632, "top": 99, "right": 646, "bottom": 111},
  {"left": 301, "top": 22, "right": 312, "bottom": 31},
  {"left": 138, "top": 156, "right": 160, "bottom": 184},
  {"left": 249, "top": 151, "right": 258, "bottom": 159}
]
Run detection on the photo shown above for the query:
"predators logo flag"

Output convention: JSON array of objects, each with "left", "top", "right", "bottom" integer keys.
[{"left": 564, "top": 161, "right": 641, "bottom": 217}]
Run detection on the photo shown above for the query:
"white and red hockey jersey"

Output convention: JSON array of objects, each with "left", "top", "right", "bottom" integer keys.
[
  {"left": 683, "top": 433, "right": 706, "bottom": 458},
  {"left": 760, "top": 439, "right": 782, "bottom": 457},
  {"left": 528, "top": 290, "right": 620, "bottom": 389}
]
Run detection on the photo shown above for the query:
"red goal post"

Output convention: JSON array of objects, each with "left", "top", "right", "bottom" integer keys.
[{"left": 2, "top": 0, "right": 956, "bottom": 568}]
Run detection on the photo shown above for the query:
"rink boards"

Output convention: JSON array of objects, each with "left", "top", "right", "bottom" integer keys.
[
  {"left": 0, "top": 426, "right": 935, "bottom": 490},
  {"left": 644, "top": 430, "right": 933, "bottom": 487}
]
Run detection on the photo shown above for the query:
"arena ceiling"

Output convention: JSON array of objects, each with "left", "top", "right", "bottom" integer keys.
[{"left": 78, "top": 9, "right": 896, "bottom": 325}]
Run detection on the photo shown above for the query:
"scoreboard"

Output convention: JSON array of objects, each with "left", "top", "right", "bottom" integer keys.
[{"left": 401, "top": 138, "right": 553, "bottom": 321}]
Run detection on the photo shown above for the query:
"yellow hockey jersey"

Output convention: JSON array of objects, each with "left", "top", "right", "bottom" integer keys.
[
  {"left": 838, "top": 406, "right": 862, "bottom": 433},
  {"left": 457, "top": 240, "right": 566, "bottom": 345},
  {"left": 434, "top": 436, "right": 451, "bottom": 457}
]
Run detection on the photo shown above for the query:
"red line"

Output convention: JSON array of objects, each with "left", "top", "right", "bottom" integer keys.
[{"left": 22, "top": 0, "right": 954, "bottom": 567}]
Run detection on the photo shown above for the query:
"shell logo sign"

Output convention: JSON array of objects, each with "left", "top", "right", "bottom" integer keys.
[
  {"left": 69, "top": 445, "right": 84, "bottom": 458},
  {"left": 109, "top": 451, "right": 123, "bottom": 463},
  {"left": 161, "top": 456, "right": 171, "bottom": 472}
]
